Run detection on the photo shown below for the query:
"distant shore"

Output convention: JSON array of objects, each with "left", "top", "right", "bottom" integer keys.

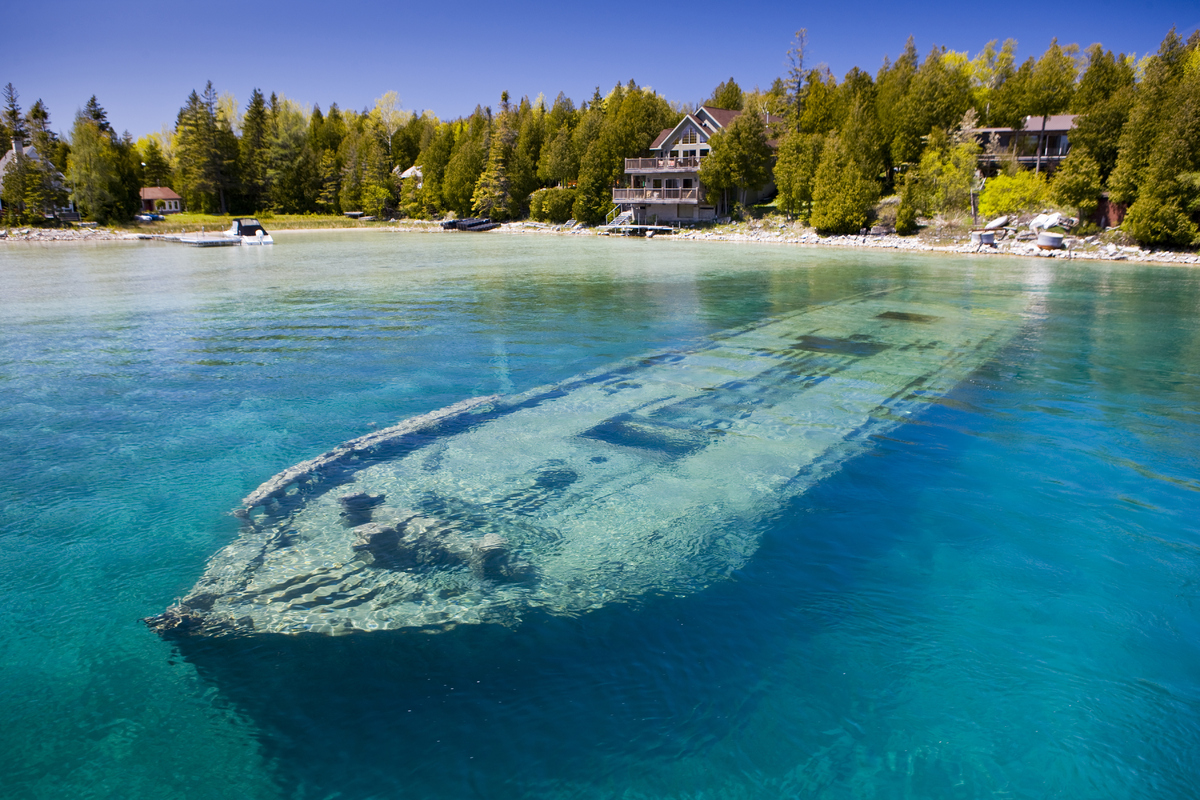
[{"left": 3, "top": 219, "right": 1197, "bottom": 268}]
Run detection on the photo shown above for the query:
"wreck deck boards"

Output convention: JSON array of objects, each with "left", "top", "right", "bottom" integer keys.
[{"left": 148, "top": 288, "right": 1026, "bottom": 637}]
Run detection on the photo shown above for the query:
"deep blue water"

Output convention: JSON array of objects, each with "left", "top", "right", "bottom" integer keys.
[{"left": 1, "top": 232, "right": 1197, "bottom": 799}]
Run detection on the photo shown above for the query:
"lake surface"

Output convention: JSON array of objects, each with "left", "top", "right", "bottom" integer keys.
[{"left": 1, "top": 232, "right": 1197, "bottom": 799}]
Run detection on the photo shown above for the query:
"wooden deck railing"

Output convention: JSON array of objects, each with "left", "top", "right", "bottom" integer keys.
[
  {"left": 612, "top": 188, "right": 700, "bottom": 202},
  {"left": 624, "top": 156, "right": 702, "bottom": 172}
]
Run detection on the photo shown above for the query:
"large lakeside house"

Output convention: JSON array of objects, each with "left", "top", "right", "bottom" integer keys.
[
  {"left": 973, "top": 114, "right": 1078, "bottom": 174},
  {"left": 612, "top": 106, "right": 783, "bottom": 224},
  {"left": 0, "top": 141, "right": 69, "bottom": 217}
]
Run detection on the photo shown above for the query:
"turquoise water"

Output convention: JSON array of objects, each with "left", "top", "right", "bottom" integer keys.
[{"left": 1, "top": 233, "right": 1197, "bottom": 799}]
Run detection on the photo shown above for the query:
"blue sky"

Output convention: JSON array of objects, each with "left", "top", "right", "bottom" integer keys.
[{"left": 4, "top": 0, "right": 1198, "bottom": 139}]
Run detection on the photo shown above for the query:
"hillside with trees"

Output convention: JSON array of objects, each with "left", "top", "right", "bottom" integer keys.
[{"left": 3, "top": 27, "right": 1199, "bottom": 247}]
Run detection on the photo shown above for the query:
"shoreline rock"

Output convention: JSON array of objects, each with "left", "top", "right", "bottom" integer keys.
[{"left": 5, "top": 220, "right": 1197, "bottom": 267}]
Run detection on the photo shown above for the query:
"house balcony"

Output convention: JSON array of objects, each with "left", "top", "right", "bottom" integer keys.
[
  {"left": 624, "top": 156, "right": 702, "bottom": 173},
  {"left": 613, "top": 187, "right": 701, "bottom": 204}
]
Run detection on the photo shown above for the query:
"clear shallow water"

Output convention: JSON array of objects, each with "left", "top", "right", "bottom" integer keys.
[{"left": 0, "top": 232, "right": 1197, "bottom": 799}]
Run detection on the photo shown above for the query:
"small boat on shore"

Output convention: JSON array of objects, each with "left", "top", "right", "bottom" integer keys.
[
  {"left": 146, "top": 288, "right": 1025, "bottom": 639},
  {"left": 226, "top": 218, "right": 274, "bottom": 245},
  {"left": 441, "top": 217, "right": 501, "bottom": 232}
]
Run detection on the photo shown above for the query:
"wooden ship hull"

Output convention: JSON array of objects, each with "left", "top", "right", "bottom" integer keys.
[{"left": 147, "top": 289, "right": 1025, "bottom": 638}]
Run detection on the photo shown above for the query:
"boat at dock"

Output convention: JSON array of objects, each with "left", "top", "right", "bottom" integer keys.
[
  {"left": 146, "top": 288, "right": 1026, "bottom": 638},
  {"left": 226, "top": 218, "right": 274, "bottom": 244}
]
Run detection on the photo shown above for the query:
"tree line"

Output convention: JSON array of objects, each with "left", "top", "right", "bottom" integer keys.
[{"left": 3, "top": 27, "right": 1198, "bottom": 245}]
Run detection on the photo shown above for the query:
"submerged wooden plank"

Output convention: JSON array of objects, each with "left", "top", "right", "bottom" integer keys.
[{"left": 147, "top": 288, "right": 1027, "bottom": 638}]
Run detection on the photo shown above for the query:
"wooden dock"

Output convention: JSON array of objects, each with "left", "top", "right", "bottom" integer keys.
[
  {"left": 153, "top": 233, "right": 242, "bottom": 247},
  {"left": 598, "top": 223, "right": 676, "bottom": 237}
]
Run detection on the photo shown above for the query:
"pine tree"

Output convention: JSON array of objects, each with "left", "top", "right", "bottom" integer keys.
[
  {"left": 1052, "top": 149, "right": 1102, "bottom": 217},
  {"left": 809, "top": 132, "right": 878, "bottom": 234},
  {"left": 67, "top": 112, "right": 117, "bottom": 221},
  {"left": 3, "top": 83, "right": 26, "bottom": 148},
  {"left": 700, "top": 110, "right": 772, "bottom": 208},
  {"left": 1025, "top": 39, "right": 1078, "bottom": 172},
  {"left": 472, "top": 94, "right": 518, "bottom": 219},
  {"left": 773, "top": 130, "right": 824, "bottom": 220},
  {"left": 1109, "top": 28, "right": 1189, "bottom": 205},
  {"left": 139, "top": 138, "right": 170, "bottom": 187},
  {"left": 706, "top": 78, "right": 745, "bottom": 111},
  {"left": 240, "top": 89, "right": 269, "bottom": 210}
]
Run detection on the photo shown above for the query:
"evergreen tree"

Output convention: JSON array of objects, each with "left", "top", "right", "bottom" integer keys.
[
  {"left": 573, "top": 81, "right": 679, "bottom": 224},
  {"left": 706, "top": 78, "right": 745, "bottom": 110},
  {"left": 25, "top": 100, "right": 59, "bottom": 166},
  {"left": 809, "top": 98, "right": 883, "bottom": 233},
  {"left": 809, "top": 131, "right": 878, "bottom": 234},
  {"left": 1025, "top": 39, "right": 1078, "bottom": 172},
  {"left": 67, "top": 112, "right": 116, "bottom": 222},
  {"left": 773, "top": 130, "right": 824, "bottom": 220},
  {"left": 337, "top": 111, "right": 393, "bottom": 215},
  {"left": 700, "top": 109, "right": 773, "bottom": 208},
  {"left": 267, "top": 97, "right": 321, "bottom": 213},
  {"left": 509, "top": 97, "right": 546, "bottom": 215},
  {"left": 1109, "top": 28, "right": 1189, "bottom": 205},
  {"left": 173, "top": 82, "right": 237, "bottom": 213},
  {"left": 412, "top": 121, "right": 456, "bottom": 216},
  {"left": 895, "top": 171, "right": 920, "bottom": 234},
  {"left": 1068, "top": 45, "right": 1136, "bottom": 182},
  {"left": 443, "top": 109, "right": 490, "bottom": 217},
  {"left": 1120, "top": 36, "right": 1200, "bottom": 246},
  {"left": 3, "top": 83, "right": 26, "bottom": 148},
  {"left": 891, "top": 46, "right": 974, "bottom": 168},
  {"left": 875, "top": 37, "right": 919, "bottom": 169},
  {"left": 240, "top": 89, "right": 269, "bottom": 210},
  {"left": 915, "top": 124, "right": 979, "bottom": 214},
  {"left": 1052, "top": 149, "right": 1102, "bottom": 218},
  {"left": 969, "top": 39, "right": 1018, "bottom": 127},
  {"left": 798, "top": 68, "right": 841, "bottom": 134},
  {"left": 472, "top": 94, "right": 518, "bottom": 219},
  {"left": 83, "top": 96, "right": 113, "bottom": 136},
  {"left": 139, "top": 138, "right": 170, "bottom": 187}
]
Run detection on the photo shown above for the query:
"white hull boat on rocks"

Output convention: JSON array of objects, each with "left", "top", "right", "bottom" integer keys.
[{"left": 147, "top": 288, "right": 1026, "bottom": 638}]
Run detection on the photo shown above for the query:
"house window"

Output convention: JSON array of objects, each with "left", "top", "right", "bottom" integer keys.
[
  {"left": 685, "top": 149, "right": 696, "bottom": 158},
  {"left": 666, "top": 179, "right": 678, "bottom": 189},
  {"left": 682, "top": 179, "right": 693, "bottom": 189},
  {"left": 680, "top": 131, "right": 698, "bottom": 145},
  {"left": 653, "top": 179, "right": 662, "bottom": 189},
  {"left": 669, "top": 150, "right": 679, "bottom": 157}
]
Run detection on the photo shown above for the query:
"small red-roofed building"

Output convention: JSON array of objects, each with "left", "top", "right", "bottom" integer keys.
[{"left": 140, "top": 186, "right": 183, "bottom": 213}]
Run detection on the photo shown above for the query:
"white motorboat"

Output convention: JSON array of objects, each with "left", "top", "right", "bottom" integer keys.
[{"left": 226, "top": 218, "right": 274, "bottom": 245}]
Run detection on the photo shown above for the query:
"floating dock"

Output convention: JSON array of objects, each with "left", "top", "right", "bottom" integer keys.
[
  {"left": 598, "top": 223, "right": 675, "bottom": 236},
  {"left": 175, "top": 234, "right": 242, "bottom": 247}
]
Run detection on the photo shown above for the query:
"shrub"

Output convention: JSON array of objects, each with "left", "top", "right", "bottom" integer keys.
[
  {"left": 1052, "top": 151, "right": 1102, "bottom": 218},
  {"left": 809, "top": 135, "right": 878, "bottom": 235},
  {"left": 529, "top": 187, "right": 577, "bottom": 223},
  {"left": 1122, "top": 193, "right": 1199, "bottom": 247},
  {"left": 895, "top": 175, "right": 920, "bottom": 235},
  {"left": 978, "top": 171, "right": 1049, "bottom": 218}
]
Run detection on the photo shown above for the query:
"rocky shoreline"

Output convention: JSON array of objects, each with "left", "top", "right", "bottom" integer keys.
[
  {"left": 494, "top": 220, "right": 1200, "bottom": 267},
  {"left": 4, "top": 220, "right": 1197, "bottom": 267}
]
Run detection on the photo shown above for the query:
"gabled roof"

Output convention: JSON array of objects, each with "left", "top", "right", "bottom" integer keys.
[
  {"left": 648, "top": 106, "right": 787, "bottom": 151},
  {"left": 974, "top": 114, "right": 1078, "bottom": 135},
  {"left": 140, "top": 186, "right": 182, "bottom": 201},
  {"left": 0, "top": 144, "right": 67, "bottom": 191}
]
